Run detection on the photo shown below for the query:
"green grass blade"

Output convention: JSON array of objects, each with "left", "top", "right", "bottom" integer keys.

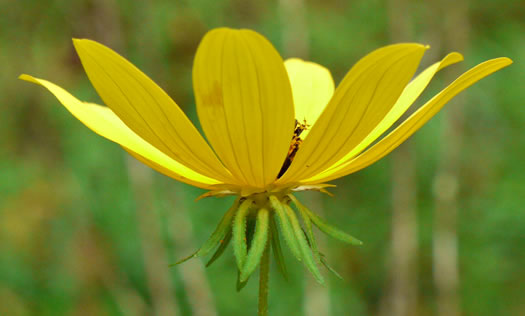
[
  {"left": 283, "top": 203, "right": 324, "bottom": 284},
  {"left": 289, "top": 194, "right": 362, "bottom": 246},
  {"left": 205, "top": 227, "right": 232, "bottom": 268},
  {"left": 240, "top": 208, "right": 269, "bottom": 282},
  {"left": 270, "top": 214, "right": 288, "bottom": 280},
  {"left": 269, "top": 196, "right": 302, "bottom": 262},
  {"left": 233, "top": 198, "right": 253, "bottom": 270}
]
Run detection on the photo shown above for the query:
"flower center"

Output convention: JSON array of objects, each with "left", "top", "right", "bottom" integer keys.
[{"left": 277, "top": 119, "right": 309, "bottom": 178}]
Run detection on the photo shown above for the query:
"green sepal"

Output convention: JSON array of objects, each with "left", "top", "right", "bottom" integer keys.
[
  {"left": 240, "top": 208, "right": 269, "bottom": 282},
  {"left": 295, "top": 201, "right": 342, "bottom": 280},
  {"left": 233, "top": 199, "right": 253, "bottom": 270},
  {"left": 236, "top": 269, "right": 250, "bottom": 292},
  {"left": 245, "top": 216, "right": 257, "bottom": 249},
  {"left": 269, "top": 195, "right": 302, "bottom": 262},
  {"left": 288, "top": 194, "right": 362, "bottom": 246},
  {"left": 269, "top": 214, "right": 288, "bottom": 280},
  {"left": 296, "top": 204, "right": 321, "bottom": 264},
  {"left": 205, "top": 227, "right": 232, "bottom": 268},
  {"left": 170, "top": 197, "right": 241, "bottom": 267},
  {"left": 299, "top": 226, "right": 342, "bottom": 280},
  {"left": 283, "top": 203, "right": 324, "bottom": 285},
  {"left": 169, "top": 252, "right": 195, "bottom": 267},
  {"left": 319, "top": 252, "right": 343, "bottom": 280}
]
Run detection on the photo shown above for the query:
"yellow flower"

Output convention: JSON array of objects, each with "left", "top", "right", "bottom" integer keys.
[{"left": 20, "top": 27, "right": 511, "bottom": 290}]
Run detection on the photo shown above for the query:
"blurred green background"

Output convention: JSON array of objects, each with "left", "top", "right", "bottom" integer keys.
[{"left": 1, "top": 0, "right": 523, "bottom": 315}]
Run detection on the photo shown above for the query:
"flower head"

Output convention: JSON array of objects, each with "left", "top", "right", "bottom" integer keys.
[
  {"left": 20, "top": 28, "right": 511, "bottom": 198},
  {"left": 20, "top": 27, "right": 511, "bottom": 304}
]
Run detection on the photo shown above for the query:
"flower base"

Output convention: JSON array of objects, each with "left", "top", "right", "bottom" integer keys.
[{"left": 172, "top": 193, "right": 362, "bottom": 315}]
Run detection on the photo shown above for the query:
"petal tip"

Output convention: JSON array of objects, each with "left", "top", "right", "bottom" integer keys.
[
  {"left": 500, "top": 57, "right": 513, "bottom": 65},
  {"left": 72, "top": 38, "right": 97, "bottom": 51},
  {"left": 448, "top": 52, "right": 465, "bottom": 62},
  {"left": 398, "top": 43, "right": 428, "bottom": 54},
  {"left": 485, "top": 57, "right": 513, "bottom": 70},
  {"left": 19, "top": 74, "right": 35, "bottom": 82},
  {"left": 284, "top": 57, "right": 304, "bottom": 64},
  {"left": 206, "top": 27, "right": 235, "bottom": 37},
  {"left": 19, "top": 74, "right": 44, "bottom": 86},
  {"left": 393, "top": 43, "right": 428, "bottom": 52},
  {"left": 72, "top": 38, "right": 84, "bottom": 51},
  {"left": 404, "top": 43, "right": 428, "bottom": 50},
  {"left": 437, "top": 52, "right": 464, "bottom": 71}
]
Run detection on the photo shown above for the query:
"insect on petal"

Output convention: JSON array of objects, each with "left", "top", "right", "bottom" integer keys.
[
  {"left": 305, "top": 57, "right": 513, "bottom": 183},
  {"left": 285, "top": 58, "right": 335, "bottom": 137},
  {"left": 278, "top": 43, "right": 426, "bottom": 184},
  {"left": 306, "top": 52, "right": 464, "bottom": 181}
]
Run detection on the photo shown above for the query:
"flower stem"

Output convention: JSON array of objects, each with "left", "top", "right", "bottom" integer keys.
[{"left": 258, "top": 243, "right": 270, "bottom": 316}]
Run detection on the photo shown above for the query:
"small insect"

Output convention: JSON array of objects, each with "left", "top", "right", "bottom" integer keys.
[
  {"left": 278, "top": 119, "right": 310, "bottom": 178},
  {"left": 293, "top": 119, "right": 309, "bottom": 138}
]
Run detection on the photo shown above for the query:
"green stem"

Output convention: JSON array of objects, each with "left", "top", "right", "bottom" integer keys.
[{"left": 258, "top": 243, "right": 270, "bottom": 316}]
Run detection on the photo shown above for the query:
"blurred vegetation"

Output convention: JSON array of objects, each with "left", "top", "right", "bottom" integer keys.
[{"left": 1, "top": 0, "right": 524, "bottom": 315}]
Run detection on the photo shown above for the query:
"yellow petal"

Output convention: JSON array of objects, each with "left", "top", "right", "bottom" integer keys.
[
  {"left": 277, "top": 43, "right": 427, "bottom": 184},
  {"left": 72, "top": 39, "right": 235, "bottom": 184},
  {"left": 193, "top": 28, "right": 295, "bottom": 187},
  {"left": 20, "top": 75, "right": 221, "bottom": 189},
  {"left": 312, "top": 52, "right": 463, "bottom": 176},
  {"left": 284, "top": 58, "right": 334, "bottom": 135},
  {"left": 303, "top": 57, "right": 513, "bottom": 183}
]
